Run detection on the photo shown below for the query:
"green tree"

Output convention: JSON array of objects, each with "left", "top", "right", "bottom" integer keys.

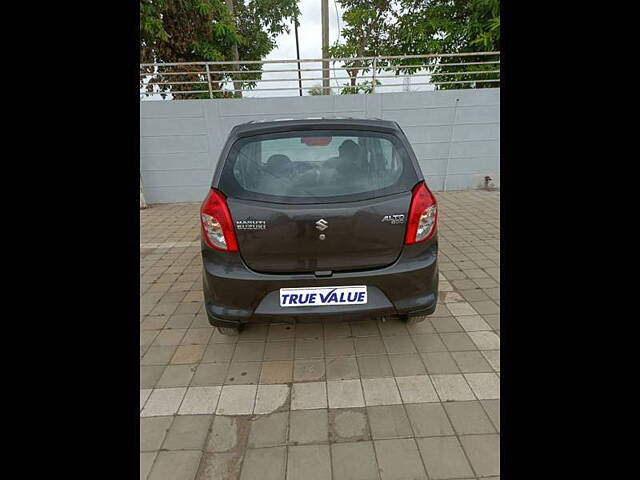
[
  {"left": 328, "top": 0, "right": 500, "bottom": 92},
  {"left": 389, "top": 0, "right": 500, "bottom": 89},
  {"left": 327, "top": 1, "right": 396, "bottom": 91},
  {"left": 140, "top": 0, "right": 300, "bottom": 98}
]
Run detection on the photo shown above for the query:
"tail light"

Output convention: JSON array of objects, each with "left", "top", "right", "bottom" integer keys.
[
  {"left": 405, "top": 181, "right": 438, "bottom": 244},
  {"left": 200, "top": 189, "right": 238, "bottom": 251}
]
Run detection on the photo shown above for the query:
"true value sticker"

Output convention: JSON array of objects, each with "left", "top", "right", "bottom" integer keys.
[{"left": 279, "top": 286, "right": 367, "bottom": 307}]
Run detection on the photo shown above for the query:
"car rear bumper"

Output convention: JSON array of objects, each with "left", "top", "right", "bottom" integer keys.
[{"left": 202, "top": 238, "right": 438, "bottom": 328}]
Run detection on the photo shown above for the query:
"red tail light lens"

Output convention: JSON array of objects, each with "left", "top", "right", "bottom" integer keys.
[
  {"left": 405, "top": 181, "right": 438, "bottom": 244},
  {"left": 200, "top": 189, "right": 238, "bottom": 251}
]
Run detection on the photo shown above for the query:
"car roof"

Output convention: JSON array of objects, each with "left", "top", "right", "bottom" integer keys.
[{"left": 229, "top": 117, "right": 402, "bottom": 137}]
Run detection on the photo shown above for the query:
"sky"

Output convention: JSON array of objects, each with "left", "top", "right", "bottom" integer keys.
[{"left": 266, "top": 0, "right": 344, "bottom": 61}]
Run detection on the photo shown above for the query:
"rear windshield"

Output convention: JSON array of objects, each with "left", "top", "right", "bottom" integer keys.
[{"left": 218, "top": 130, "right": 418, "bottom": 204}]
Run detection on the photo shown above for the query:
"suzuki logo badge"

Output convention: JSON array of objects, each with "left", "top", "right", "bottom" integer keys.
[{"left": 315, "top": 219, "right": 329, "bottom": 231}]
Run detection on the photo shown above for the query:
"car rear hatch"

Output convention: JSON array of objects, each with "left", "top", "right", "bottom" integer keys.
[{"left": 216, "top": 126, "right": 421, "bottom": 274}]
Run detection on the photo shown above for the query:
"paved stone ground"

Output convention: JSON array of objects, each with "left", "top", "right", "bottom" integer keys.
[{"left": 140, "top": 190, "right": 500, "bottom": 480}]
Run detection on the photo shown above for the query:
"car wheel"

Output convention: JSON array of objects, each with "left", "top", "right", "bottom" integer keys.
[
  {"left": 217, "top": 326, "right": 240, "bottom": 336},
  {"left": 404, "top": 315, "right": 427, "bottom": 325}
]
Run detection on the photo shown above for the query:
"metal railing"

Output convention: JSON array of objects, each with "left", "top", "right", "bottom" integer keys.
[{"left": 140, "top": 51, "right": 500, "bottom": 100}]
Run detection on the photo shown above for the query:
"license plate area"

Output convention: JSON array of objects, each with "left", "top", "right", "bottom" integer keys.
[{"left": 280, "top": 286, "right": 367, "bottom": 307}]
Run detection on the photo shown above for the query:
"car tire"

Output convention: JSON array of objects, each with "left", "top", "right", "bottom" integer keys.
[
  {"left": 404, "top": 315, "right": 427, "bottom": 325},
  {"left": 217, "top": 326, "right": 240, "bottom": 336}
]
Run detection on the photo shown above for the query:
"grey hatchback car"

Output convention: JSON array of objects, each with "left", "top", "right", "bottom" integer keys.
[{"left": 200, "top": 118, "right": 438, "bottom": 335}]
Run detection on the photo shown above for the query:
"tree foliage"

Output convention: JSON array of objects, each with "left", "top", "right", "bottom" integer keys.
[
  {"left": 140, "top": 0, "right": 299, "bottom": 98},
  {"left": 329, "top": 0, "right": 500, "bottom": 91}
]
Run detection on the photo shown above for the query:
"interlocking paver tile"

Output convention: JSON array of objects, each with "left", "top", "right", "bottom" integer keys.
[
  {"left": 259, "top": 360, "right": 293, "bottom": 384},
  {"left": 291, "top": 382, "right": 327, "bottom": 410},
  {"left": 421, "top": 352, "right": 461, "bottom": 374},
  {"left": 396, "top": 375, "right": 439, "bottom": 403},
  {"left": 324, "top": 338, "right": 355, "bottom": 357},
  {"left": 286, "top": 445, "right": 331, "bottom": 480},
  {"left": 482, "top": 350, "right": 500, "bottom": 372},
  {"left": 382, "top": 335, "right": 417, "bottom": 354},
  {"left": 464, "top": 373, "right": 500, "bottom": 399},
  {"left": 331, "top": 441, "right": 380, "bottom": 480},
  {"left": 156, "top": 364, "right": 195, "bottom": 388},
  {"left": 239, "top": 446, "right": 286, "bottom": 480},
  {"left": 483, "top": 314, "right": 500, "bottom": 330},
  {"left": 367, "top": 404, "right": 413, "bottom": 439},
  {"left": 289, "top": 409, "right": 329, "bottom": 444},
  {"left": 412, "top": 334, "right": 447, "bottom": 353},
  {"left": 417, "top": 436, "right": 474, "bottom": 479},
  {"left": 216, "top": 385, "right": 257, "bottom": 415},
  {"left": 171, "top": 345, "right": 205, "bottom": 364},
  {"left": 162, "top": 415, "right": 212, "bottom": 450},
  {"left": 329, "top": 408, "right": 370, "bottom": 442},
  {"left": 205, "top": 415, "right": 238, "bottom": 452},
  {"left": 470, "top": 300, "right": 500, "bottom": 315},
  {"left": 225, "top": 361, "right": 261, "bottom": 385},
  {"left": 327, "top": 379, "right": 365, "bottom": 408},
  {"left": 267, "top": 323, "right": 295, "bottom": 341},
  {"left": 323, "top": 322, "right": 351, "bottom": 338},
  {"left": 451, "top": 351, "right": 493, "bottom": 373},
  {"left": 440, "top": 332, "right": 478, "bottom": 351},
  {"left": 293, "top": 359, "right": 325, "bottom": 382},
  {"left": 140, "top": 452, "right": 156, "bottom": 480},
  {"left": 295, "top": 323, "right": 323, "bottom": 338},
  {"left": 232, "top": 342, "right": 265, "bottom": 362},
  {"left": 361, "top": 377, "right": 402, "bottom": 406},
  {"left": 153, "top": 328, "right": 186, "bottom": 346},
  {"left": 141, "top": 388, "right": 187, "bottom": 417},
  {"left": 178, "top": 386, "right": 221, "bottom": 415},
  {"left": 147, "top": 450, "right": 201, "bottom": 480},
  {"left": 378, "top": 318, "right": 409, "bottom": 336},
  {"left": 389, "top": 353, "right": 427, "bottom": 376},
  {"left": 295, "top": 338, "right": 325, "bottom": 359},
  {"left": 140, "top": 389, "right": 152, "bottom": 411},
  {"left": 165, "top": 314, "right": 195, "bottom": 329},
  {"left": 406, "top": 320, "right": 436, "bottom": 334},
  {"left": 357, "top": 355, "right": 393, "bottom": 378},
  {"left": 444, "top": 400, "right": 496, "bottom": 434},
  {"left": 481, "top": 399, "right": 500, "bottom": 431},
  {"left": 446, "top": 302, "right": 478, "bottom": 317},
  {"left": 263, "top": 340, "right": 294, "bottom": 361},
  {"left": 349, "top": 320, "right": 380, "bottom": 337},
  {"left": 198, "top": 452, "right": 242, "bottom": 479},
  {"left": 140, "top": 416, "right": 173, "bottom": 451},
  {"left": 405, "top": 403, "right": 454, "bottom": 437},
  {"left": 459, "top": 434, "right": 500, "bottom": 477},
  {"left": 354, "top": 336, "right": 386, "bottom": 355},
  {"left": 140, "top": 315, "right": 169, "bottom": 333},
  {"left": 374, "top": 438, "right": 428, "bottom": 480},
  {"left": 431, "top": 375, "right": 475, "bottom": 401},
  {"left": 238, "top": 324, "right": 269, "bottom": 342},
  {"left": 430, "top": 317, "right": 463, "bottom": 333},
  {"left": 254, "top": 384, "right": 290, "bottom": 414},
  {"left": 141, "top": 346, "right": 178, "bottom": 365},
  {"left": 468, "top": 331, "right": 501, "bottom": 350},
  {"left": 141, "top": 330, "right": 160, "bottom": 346},
  {"left": 247, "top": 411, "right": 288, "bottom": 447},
  {"left": 191, "top": 362, "right": 228, "bottom": 386},
  {"left": 326, "top": 357, "right": 360, "bottom": 380},
  {"left": 201, "top": 343, "right": 235, "bottom": 363}
]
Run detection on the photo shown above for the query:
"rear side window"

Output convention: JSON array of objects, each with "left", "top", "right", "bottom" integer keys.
[{"left": 218, "top": 130, "right": 418, "bottom": 204}]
